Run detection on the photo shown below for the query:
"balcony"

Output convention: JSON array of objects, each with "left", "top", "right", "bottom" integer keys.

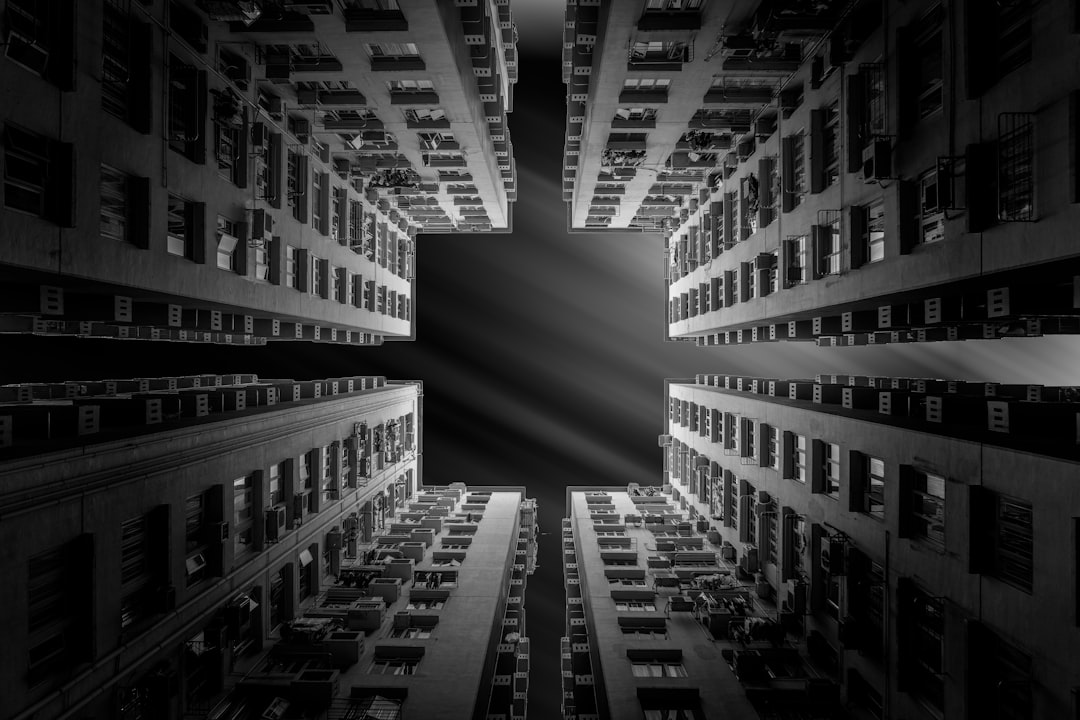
[{"left": 342, "top": 7, "right": 408, "bottom": 32}]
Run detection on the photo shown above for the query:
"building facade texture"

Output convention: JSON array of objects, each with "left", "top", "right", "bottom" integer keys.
[
  {"left": 661, "top": 374, "right": 1080, "bottom": 719},
  {"left": 562, "top": 0, "right": 1080, "bottom": 347},
  {"left": 0, "top": 0, "right": 518, "bottom": 346},
  {"left": 0, "top": 374, "right": 431, "bottom": 719}
]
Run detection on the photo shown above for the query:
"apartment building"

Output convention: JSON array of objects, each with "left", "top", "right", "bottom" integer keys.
[
  {"left": 661, "top": 373, "right": 1080, "bottom": 719},
  {"left": 562, "top": 487, "right": 761, "bottom": 720},
  {"left": 0, "top": 373, "right": 426, "bottom": 719},
  {"left": 0, "top": 0, "right": 518, "bottom": 346},
  {"left": 561, "top": 0, "right": 1080, "bottom": 345}
]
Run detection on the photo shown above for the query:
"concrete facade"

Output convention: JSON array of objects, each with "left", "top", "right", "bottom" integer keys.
[
  {"left": 0, "top": 0, "right": 518, "bottom": 346},
  {"left": 662, "top": 374, "right": 1080, "bottom": 719},
  {"left": 0, "top": 374, "right": 425, "bottom": 719}
]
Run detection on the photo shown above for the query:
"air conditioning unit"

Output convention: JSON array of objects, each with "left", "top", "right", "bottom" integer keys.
[
  {"left": 265, "top": 55, "right": 291, "bottom": 83},
  {"left": 267, "top": 96, "right": 285, "bottom": 119},
  {"left": 265, "top": 505, "right": 287, "bottom": 541},
  {"left": 657, "top": 434, "right": 672, "bottom": 447},
  {"left": 862, "top": 139, "right": 891, "bottom": 182},
  {"left": 293, "top": 118, "right": 311, "bottom": 143},
  {"left": 250, "top": 209, "right": 274, "bottom": 243},
  {"left": 756, "top": 490, "right": 771, "bottom": 506}
]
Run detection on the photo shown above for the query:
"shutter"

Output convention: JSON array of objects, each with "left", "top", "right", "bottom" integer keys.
[
  {"left": 896, "top": 27, "right": 917, "bottom": 134},
  {"left": 846, "top": 72, "right": 865, "bottom": 172},
  {"left": 297, "top": 156, "right": 310, "bottom": 223},
  {"left": 318, "top": 173, "right": 330, "bottom": 235},
  {"left": 809, "top": 108, "right": 825, "bottom": 194},
  {"left": 236, "top": 110, "right": 249, "bottom": 189},
  {"left": 188, "top": 201, "right": 207, "bottom": 263},
  {"left": 848, "top": 205, "right": 867, "bottom": 268},
  {"left": 336, "top": 267, "right": 348, "bottom": 303},
  {"left": 193, "top": 70, "right": 209, "bottom": 164},
  {"left": 966, "top": 142, "right": 998, "bottom": 233},
  {"left": 128, "top": 21, "right": 154, "bottom": 134},
  {"left": 782, "top": 431, "right": 795, "bottom": 479},
  {"left": 269, "top": 133, "right": 283, "bottom": 208},
  {"left": 848, "top": 450, "right": 866, "bottom": 512},
  {"left": 968, "top": 486, "right": 995, "bottom": 574},
  {"left": 723, "top": 270, "right": 735, "bottom": 306},
  {"left": 709, "top": 201, "right": 722, "bottom": 256},
  {"left": 757, "top": 423, "right": 770, "bottom": 467},
  {"left": 894, "top": 577, "right": 917, "bottom": 690},
  {"left": 897, "top": 179, "right": 920, "bottom": 254},
  {"left": 296, "top": 248, "right": 309, "bottom": 293},
  {"left": 46, "top": 140, "right": 76, "bottom": 227},
  {"left": 235, "top": 221, "right": 250, "bottom": 275},
  {"left": 739, "top": 262, "right": 751, "bottom": 302},
  {"left": 318, "top": 258, "right": 330, "bottom": 299},
  {"left": 336, "top": 188, "right": 349, "bottom": 245},
  {"left": 710, "top": 277, "right": 721, "bottom": 311},
  {"left": 811, "top": 225, "right": 828, "bottom": 279},
  {"left": 781, "top": 136, "right": 796, "bottom": 212},
  {"left": 149, "top": 504, "right": 171, "bottom": 585},
  {"left": 268, "top": 236, "right": 282, "bottom": 285},
  {"left": 722, "top": 193, "right": 735, "bottom": 246},
  {"left": 965, "top": 5, "right": 994, "bottom": 99},
  {"left": 811, "top": 439, "right": 826, "bottom": 492},
  {"left": 897, "top": 465, "right": 915, "bottom": 537},
  {"left": 126, "top": 175, "right": 151, "bottom": 249},
  {"left": 758, "top": 156, "right": 773, "bottom": 226}
]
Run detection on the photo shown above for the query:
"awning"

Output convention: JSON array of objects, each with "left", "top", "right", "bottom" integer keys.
[{"left": 299, "top": 549, "right": 314, "bottom": 567}]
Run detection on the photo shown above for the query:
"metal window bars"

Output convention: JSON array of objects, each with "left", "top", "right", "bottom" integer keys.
[{"left": 997, "top": 112, "right": 1035, "bottom": 222}]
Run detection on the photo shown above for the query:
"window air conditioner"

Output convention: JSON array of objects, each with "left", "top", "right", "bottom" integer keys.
[
  {"left": 657, "top": 434, "right": 672, "bottom": 447},
  {"left": 861, "top": 139, "right": 891, "bottom": 182},
  {"left": 265, "top": 505, "right": 287, "bottom": 541},
  {"left": 205, "top": 520, "right": 229, "bottom": 544},
  {"left": 739, "top": 545, "right": 758, "bottom": 574},
  {"left": 294, "top": 493, "right": 310, "bottom": 522},
  {"left": 756, "top": 490, "right": 771, "bottom": 506}
]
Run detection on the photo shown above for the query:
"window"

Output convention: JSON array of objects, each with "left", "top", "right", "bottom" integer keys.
[
  {"left": 854, "top": 455, "right": 886, "bottom": 518},
  {"left": 119, "top": 516, "right": 152, "bottom": 630},
  {"left": 900, "top": 581, "right": 945, "bottom": 711},
  {"left": 766, "top": 425, "right": 780, "bottom": 471},
  {"left": 214, "top": 99, "right": 243, "bottom": 186},
  {"left": 390, "top": 626, "right": 432, "bottom": 639},
  {"left": 848, "top": 669, "right": 885, "bottom": 719},
  {"left": 27, "top": 536, "right": 93, "bottom": 686},
  {"left": 814, "top": 216, "right": 842, "bottom": 277},
  {"left": 615, "top": 600, "right": 656, "bottom": 612},
  {"left": 285, "top": 245, "right": 302, "bottom": 290},
  {"left": 299, "top": 451, "right": 314, "bottom": 492},
  {"left": 789, "top": 433, "right": 807, "bottom": 482},
  {"left": 102, "top": 0, "right": 133, "bottom": 120},
  {"left": 968, "top": 1, "right": 1032, "bottom": 96},
  {"left": 820, "top": 442, "right": 841, "bottom": 498},
  {"left": 621, "top": 77, "right": 671, "bottom": 97},
  {"left": 234, "top": 475, "right": 255, "bottom": 558},
  {"left": 820, "top": 101, "right": 841, "bottom": 189},
  {"left": 918, "top": 167, "right": 947, "bottom": 243},
  {"left": 184, "top": 493, "right": 208, "bottom": 587},
  {"left": 386, "top": 79, "right": 435, "bottom": 94},
  {"left": 403, "top": 107, "right": 447, "bottom": 124},
  {"left": 907, "top": 469, "right": 946, "bottom": 547},
  {"left": 167, "top": 195, "right": 200, "bottom": 260},
  {"left": 629, "top": 41, "right": 690, "bottom": 64},
  {"left": 310, "top": 254, "right": 323, "bottom": 297},
  {"left": 406, "top": 598, "right": 445, "bottom": 610},
  {"left": 268, "top": 462, "right": 283, "bottom": 505},
  {"left": 967, "top": 625, "right": 1032, "bottom": 720},
  {"left": 167, "top": 55, "right": 206, "bottom": 163},
  {"left": 631, "top": 661, "right": 687, "bottom": 677},
  {"left": 613, "top": 107, "right": 658, "bottom": 124},
  {"left": 972, "top": 492, "right": 1033, "bottom": 593},
  {"left": 784, "top": 235, "right": 808, "bottom": 287},
  {"left": 645, "top": 0, "right": 703, "bottom": 8},
  {"left": 643, "top": 709, "right": 700, "bottom": 720},
  {"left": 370, "top": 657, "right": 420, "bottom": 675},
  {"left": 862, "top": 198, "right": 886, "bottom": 263},
  {"left": 4, "top": 124, "right": 74, "bottom": 225},
  {"left": 998, "top": 113, "right": 1035, "bottom": 222},
  {"left": 367, "top": 42, "right": 423, "bottom": 69},
  {"left": 909, "top": 6, "right": 943, "bottom": 121},
  {"left": 287, "top": 150, "right": 307, "bottom": 222},
  {"left": 321, "top": 444, "right": 336, "bottom": 503},
  {"left": 783, "top": 132, "right": 806, "bottom": 210},
  {"left": 216, "top": 216, "right": 240, "bottom": 271},
  {"left": 100, "top": 164, "right": 128, "bottom": 242}
]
